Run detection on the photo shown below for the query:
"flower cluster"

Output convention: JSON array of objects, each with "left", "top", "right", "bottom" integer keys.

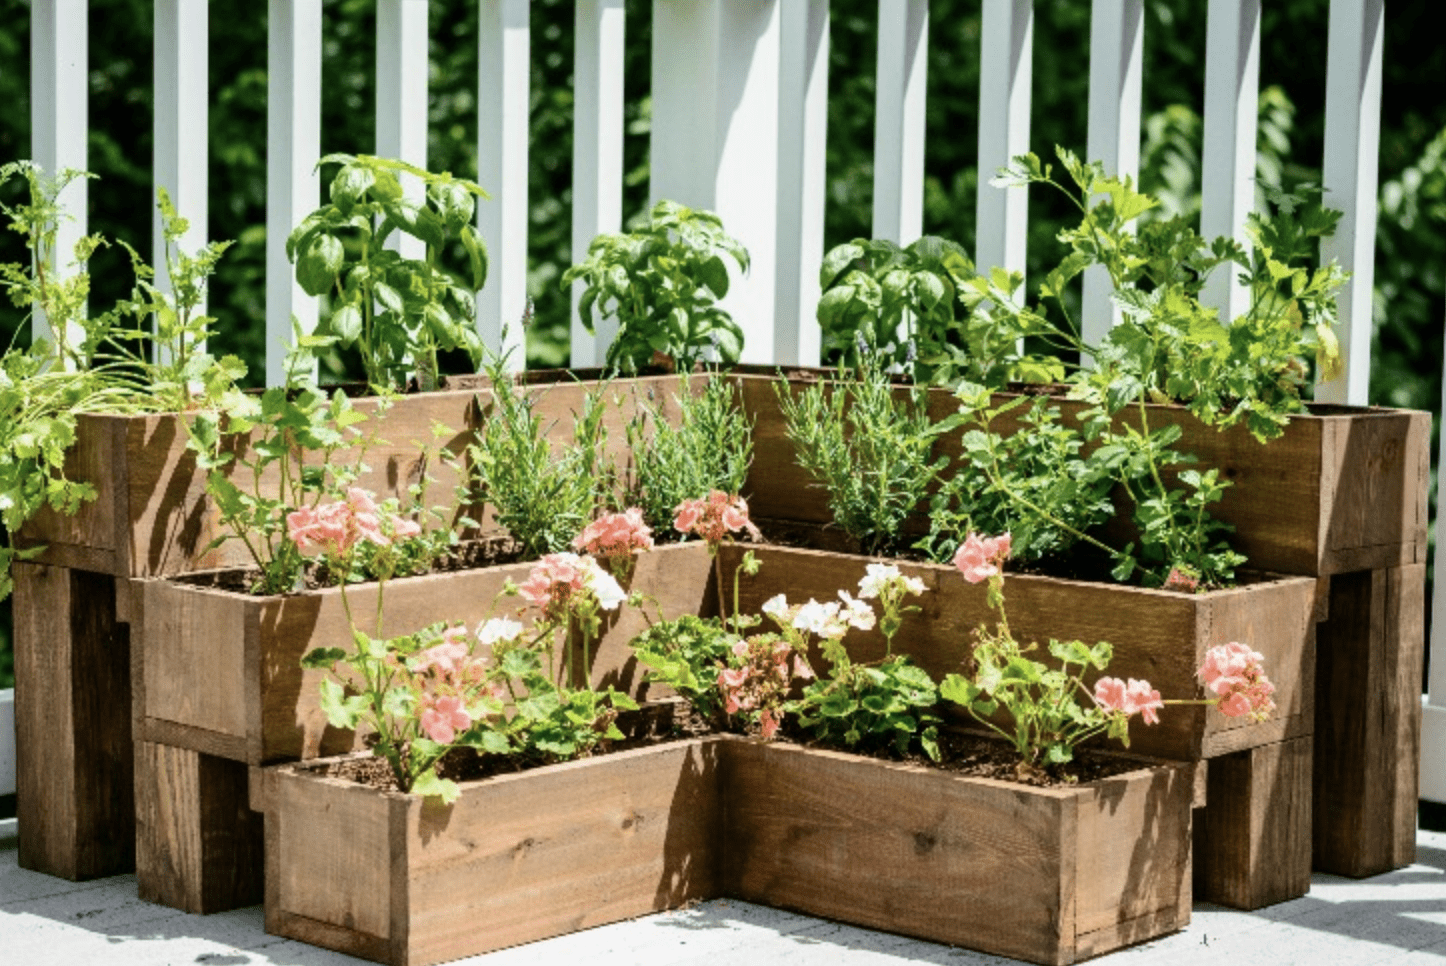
[
  {"left": 516, "top": 552, "right": 627, "bottom": 624},
  {"left": 763, "top": 591, "right": 876, "bottom": 641},
  {"left": 286, "top": 487, "right": 421, "bottom": 559},
  {"left": 404, "top": 623, "right": 510, "bottom": 744},
  {"left": 858, "top": 562, "right": 927, "bottom": 600},
  {"left": 572, "top": 508, "right": 654, "bottom": 559},
  {"left": 716, "top": 636, "right": 810, "bottom": 739},
  {"left": 1200, "top": 642, "right": 1277, "bottom": 720},
  {"left": 953, "top": 531, "right": 1012, "bottom": 584},
  {"left": 1092, "top": 677, "right": 1165, "bottom": 725},
  {"left": 674, "top": 490, "right": 761, "bottom": 548}
]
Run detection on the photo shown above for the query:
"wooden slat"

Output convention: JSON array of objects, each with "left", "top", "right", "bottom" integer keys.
[
  {"left": 376, "top": 0, "right": 429, "bottom": 264},
  {"left": 14, "top": 565, "right": 133, "bottom": 880},
  {"left": 143, "top": 580, "right": 249, "bottom": 742},
  {"left": 975, "top": 0, "right": 1033, "bottom": 279},
  {"left": 1315, "top": 0, "right": 1384, "bottom": 406},
  {"left": 152, "top": 0, "right": 210, "bottom": 361},
  {"left": 1199, "top": 0, "right": 1260, "bottom": 322},
  {"left": 773, "top": 0, "right": 828, "bottom": 366},
  {"left": 871, "top": 0, "right": 927, "bottom": 248},
  {"left": 1314, "top": 564, "right": 1425, "bottom": 876},
  {"left": 569, "top": 0, "right": 625, "bottom": 367},
  {"left": 135, "top": 740, "right": 263, "bottom": 913},
  {"left": 477, "top": 0, "right": 530, "bottom": 365},
  {"left": 1196, "top": 735, "right": 1312, "bottom": 909},
  {"left": 1080, "top": 0, "right": 1144, "bottom": 347},
  {"left": 29, "top": 0, "right": 88, "bottom": 356},
  {"left": 265, "top": 0, "right": 323, "bottom": 386}
]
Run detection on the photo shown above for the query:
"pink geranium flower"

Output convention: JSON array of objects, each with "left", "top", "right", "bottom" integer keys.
[
  {"left": 573, "top": 508, "right": 654, "bottom": 558},
  {"left": 1093, "top": 676, "right": 1164, "bottom": 725},
  {"left": 673, "top": 491, "right": 761, "bottom": 548},
  {"left": 1200, "top": 642, "right": 1276, "bottom": 721},
  {"left": 953, "top": 531, "right": 1011, "bottom": 584},
  {"left": 420, "top": 694, "right": 471, "bottom": 744}
]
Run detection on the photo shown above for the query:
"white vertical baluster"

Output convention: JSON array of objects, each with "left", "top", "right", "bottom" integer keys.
[
  {"left": 872, "top": 0, "right": 927, "bottom": 247},
  {"left": 975, "top": 0, "right": 1033, "bottom": 280},
  {"left": 651, "top": 0, "right": 781, "bottom": 366},
  {"left": 477, "top": 0, "right": 529, "bottom": 368},
  {"left": 265, "top": 0, "right": 322, "bottom": 387},
  {"left": 570, "top": 0, "right": 625, "bottom": 368},
  {"left": 376, "top": 0, "right": 429, "bottom": 263},
  {"left": 1200, "top": 0, "right": 1260, "bottom": 323},
  {"left": 1316, "top": 0, "right": 1383, "bottom": 406},
  {"left": 1081, "top": 0, "right": 1144, "bottom": 348},
  {"left": 773, "top": 0, "right": 829, "bottom": 366},
  {"left": 29, "top": 0, "right": 88, "bottom": 360},
  {"left": 153, "top": 0, "right": 210, "bottom": 365},
  {"left": 1423, "top": 303, "right": 1446, "bottom": 804}
]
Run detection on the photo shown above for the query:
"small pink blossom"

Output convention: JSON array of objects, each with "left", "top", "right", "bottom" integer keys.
[
  {"left": 412, "top": 639, "right": 469, "bottom": 677},
  {"left": 673, "top": 491, "right": 761, "bottom": 548},
  {"left": 1162, "top": 567, "right": 1200, "bottom": 593},
  {"left": 1093, "top": 676, "right": 1164, "bottom": 725},
  {"left": 953, "top": 531, "right": 1011, "bottom": 584},
  {"left": 1199, "top": 642, "right": 1276, "bottom": 722},
  {"left": 759, "top": 708, "right": 780, "bottom": 740},
  {"left": 573, "top": 508, "right": 654, "bottom": 558},
  {"left": 420, "top": 694, "right": 471, "bottom": 744}
]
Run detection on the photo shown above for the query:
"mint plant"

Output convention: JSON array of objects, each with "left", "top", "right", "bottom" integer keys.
[
  {"left": 625, "top": 374, "right": 753, "bottom": 533},
  {"left": 777, "top": 356, "right": 947, "bottom": 555},
  {"left": 562, "top": 200, "right": 749, "bottom": 373},
  {"left": 287, "top": 154, "right": 490, "bottom": 390}
]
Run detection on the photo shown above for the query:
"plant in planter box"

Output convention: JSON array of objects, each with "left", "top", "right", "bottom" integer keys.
[
  {"left": 562, "top": 199, "right": 749, "bottom": 374},
  {"left": 287, "top": 154, "right": 490, "bottom": 390}
]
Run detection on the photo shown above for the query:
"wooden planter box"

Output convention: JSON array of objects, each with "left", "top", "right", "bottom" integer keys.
[
  {"left": 138, "top": 541, "right": 715, "bottom": 766},
  {"left": 721, "top": 738, "right": 1195, "bottom": 966},
  {"left": 256, "top": 737, "right": 725, "bottom": 966},
  {"left": 721, "top": 544, "right": 1319, "bottom": 762},
  {"left": 257, "top": 735, "right": 1192, "bottom": 966}
]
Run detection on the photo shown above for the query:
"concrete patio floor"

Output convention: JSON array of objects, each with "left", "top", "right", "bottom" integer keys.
[{"left": 5, "top": 829, "right": 1446, "bottom": 966}]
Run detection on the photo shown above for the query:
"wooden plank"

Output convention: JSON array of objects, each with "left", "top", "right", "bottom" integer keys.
[
  {"left": 135, "top": 740, "right": 264, "bottom": 914},
  {"left": 1196, "top": 735, "right": 1312, "bottom": 909},
  {"left": 721, "top": 544, "right": 1315, "bottom": 762},
  {"left": 14, "top": 565, "right": 133, "bottom": 880},
  {"left": 477, "top": 0, "right": 530, "bottom": 365},
  {"left": 20, "top": 414, "right": 125, "bottom": 572},
  {"left": 142, "top": 580, "right": 249, "bottom": 742},
  {"left": 570, "top": 0, "right": 625, "bottom": 367},
  {"left": 1313, "top": 564, "right": 1425, "bottom": 876},
  {"left": 1315, "top": 0, "right": 1384, "bottom": 406},
  {"left": 975, "top": 0, "right": 1033, "bottom": 280}
]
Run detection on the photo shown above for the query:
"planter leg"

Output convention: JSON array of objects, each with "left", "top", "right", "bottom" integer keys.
[
  {"left": 1313, "top": 564, "right": 1424, "bottom": 877},
  {"left": 13, "top": 563, "right": 134, "bottom": 879},
  {"left": 1195, "top": 734, "right": 1313, "bottom": 910},
  {"left": 135, "top": 740, "right": 263, "bottom": 913}
]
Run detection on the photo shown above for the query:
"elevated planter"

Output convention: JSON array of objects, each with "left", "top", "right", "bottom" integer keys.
[{"left": 257, "top": 734, "right": 1193, "bottom": 966}]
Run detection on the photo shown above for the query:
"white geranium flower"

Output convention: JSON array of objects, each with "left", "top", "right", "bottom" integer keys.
[
  {"left": 837, "top": 590, "right": 876, "bottom": 631},
  {"left": 585, "top": 563, "right": 628, "bottom": 611},
  {"left": 477, "top": 617, "right": 524, "bottom": 646},
  {"left": 762, "top": 593, "right": 790, "bottom": 620},
  {"left": 858, "top": 563, "right": 900, "bottom": 600}
]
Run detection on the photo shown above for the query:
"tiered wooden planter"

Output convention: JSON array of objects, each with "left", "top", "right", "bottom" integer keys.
[
  {"left": 11, "top": 374, "right": 685, "bottom": 884},
  {"left": 256, "top": 734, "right": 1196, "bottom": 966},
  {"left": 734, "top": 372, "right": 1430, "bottom": 881}
]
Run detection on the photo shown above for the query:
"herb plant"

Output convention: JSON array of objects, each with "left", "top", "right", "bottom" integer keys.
[
  {"left": 562, "top": 200, "right": 749, "bottom": 374},
  {"left": 777, "top": 356, "right": 947, "bottom": 556},
  {"left": 626, "top": 374, "right": 753, "bottom": 533},
  {"left": 287, "top": 154, "right": 490, "bottom": 390}
]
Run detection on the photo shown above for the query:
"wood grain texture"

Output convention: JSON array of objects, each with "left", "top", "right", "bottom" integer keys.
[
  {"left": 1313, "top": 564, "right": 1425, "bottom": 877},
  {"left": 265, "top": 738, "right": 723, "bottom": 966},
  {"left": 135, "top": 740, "right": 263, "bottom": 914},
  {"left": 139, "top": 542, "right": 715, "bottom": 766},
  {"left": 1195, "top": 735, "right": 1312, "bottom": 909},
  {"left": 721, "top": 738, "right": 1192, "bottom": 966},
  {"left": 719, "top": 544, "right": 1316, "bottom": 762},
  {"left": 13, "top": 564, "right": 133, "bottom": 880}
]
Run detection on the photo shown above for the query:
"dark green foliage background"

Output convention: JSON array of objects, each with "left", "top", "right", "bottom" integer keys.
[{"left": 0, "top": 0, "right": 1441, "bottom": 688}]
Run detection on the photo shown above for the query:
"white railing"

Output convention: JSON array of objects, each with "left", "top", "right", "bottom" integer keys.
[
  {"left": 0, "top": 688, "right": 15, "bottom": 839},
  {"left": 21, "top": 1, "right": 1438, "bottom": 796}
]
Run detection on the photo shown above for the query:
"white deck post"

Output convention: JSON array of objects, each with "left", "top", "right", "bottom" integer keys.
[
  {"left": 871, "top": 0, "right": 927, "bottom": 248},
  {"left": 477, "top": 0, "right": 529, "bottom": 368},
  {"left": 1081, "top": 0, "right": 1144, "bottom": 349},
  {"left": 773, "top": 0, "right": 829, "bottom": 366},
  {"left": 570, "top": 0, "right": 625, "bottom": 368},
  {"left": 376, "top": 0, "right": 429, "bottom": 264},
  {"left": 1315, "top": 0, "right": 1383, "bottom": 406},
  {"left": 650, "top": 0, "right": 781, "bottom": 366},
  {"left": 265, "top": 0, "right": 322, "bottom": 386},
  {"left": 975, "top": 0, "right": 1033, "bottom": 280},
  {"left": 1199, "top": 0, "right": 1260, "bottom": 323},
  {"left": 29, "top": 0, "right": 88, "bottom": 359},
  {"left": 153, "top": 0, "right": 210, "bottom": 363},
  {"left": 1424, "top": 306, "right": 1446, "bottom": 803}
]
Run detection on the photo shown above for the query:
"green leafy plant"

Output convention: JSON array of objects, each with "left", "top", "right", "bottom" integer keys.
[
  {"left": 287, "top": 154, "right": 490, "bottom": 390},
  {"left": 777, "top": 355, "right": 946, "bottom": 556},
  {"left": 468, "top": 359, "right": 612, "bottom": 559},
  {"left": 625, "top": 374, "right": 753, "bottom": 534},
  {"left": 630, "top": 614, "right": 737, "bottom": 724},
  {"left": 562, "top": 199, "right": 749, "bottom": 374}
]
